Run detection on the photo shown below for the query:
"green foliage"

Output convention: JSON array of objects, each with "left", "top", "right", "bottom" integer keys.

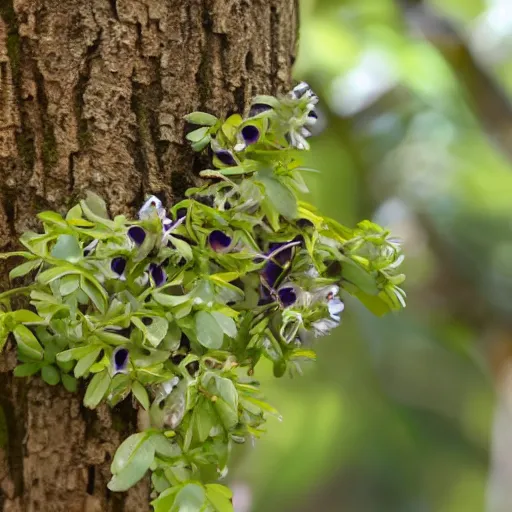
[{"left": 0, "top": 83, "right": 405, "bottom": 511}]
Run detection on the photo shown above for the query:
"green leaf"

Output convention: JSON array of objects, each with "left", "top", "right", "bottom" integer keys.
[
  {"left": 111, "top": 432, "right": 151, "bottom": 473},
  {"left": 11, "top": 310, "right": 44, "bottom": 323},
  {"left": 65, "top": 204, "right": 83, "bottom": 220},
  {"left": 290, "top": 348, "right": 317, "bottom": 361},
  {"left": 37, "top": 265, "right": 75, "bottom": 284},
  {"left": 108, "top": 432, "right": 155, "bottom": 492},
  {"left": 37, "top": 211, "right": 67, "bottom": 227},
  {"left": 51, "top": 235, "right": 82, "bottom": 263},
  {"left": 14, "top": 362, "right": 43, "bottom": 377},
  {"left": 259, "top": 175, "right": 298, "bottom": 219},
  {"left": 354, "top": 290, "right": 391, "bottom": 316},
  {"left": 211, "top": 312, "right": 237, "bottom": 338},
  {"left": 341, "top": 259, "right": 379, "bottom": 295},
  {"left": 41, "top": 365, "right": 60, "bottom": 386},
  {"left": 195, "top": 311, "right": 224, "bottom": 349},
  {"left": 191, "top": 137, "right": 211, "bottom": 152},
  {"left": 184, "top": 112, "right": 218, "bottom": 126},
  {"left": 205, "top": 484, "right": 233, "bottom": 512},
  {"left": 195, "top": 398, "right": 215, "bottom": 442},
  {"left": 84, "top": 191, "right": 109, "bottom": 219},
  {"left": 132, "top": 381, "right": 149, "bottom": 410},
  {"left": 168, "top": 236, "right": 193, "bottom": 260},
  {"left": 62, "top": 373, "right": 78, "bottom": 392},
  {"left": 132, "top": 316, "right": 169, "bottom": 347},
  {"left": 60, "top": 275, "right": 80, "bottom": 296},
  {"left": 57, "top": 344, "right": 100, "bottom": 362},
  {"left": 251, "top": 95, "right": 280, "bottom": 108},
  {"left": 83, "top": 369, "right": 111, "bottom": 408},
  {"left": 204, "top": 374, "right": 239, "bottom": 429},
  {"left": 0, "top": 251, "right": 36, "bottom": 260},
  {"left": 13, "top": 325, "right": 43, "bottom": 360},
  {"left": 151, "top": 487, "right": 180, "bottom": 512},
  {"left": 74, "top": 347, "right": 102, "bottom": 378},
  {"left": 173, "top": 483, "right": 206, "bottom": 512},
  {"left": 80, "top": 275, "right": 107, "bottom": 314},
  {"left": 96, "top": 330, "right": 130, "bottom": 346},
  {"left": 260, "top": 198, "right": 280, "bottom": 231},
  {"left": 9, "top": 259, "right": 41, "bottom": 280},
  {"left": 153, "top": 292, "right": 191, "bottom": 307},
  {"left": 149, "top": 433, "right": 181, "bottom": 458},
  {"left": 186, "top": 126, "right": 209, "bottom": 142}
]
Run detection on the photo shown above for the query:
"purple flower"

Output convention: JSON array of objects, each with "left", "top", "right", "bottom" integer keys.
[
  {"left": 111, "top": 257, "right": 127, "bottom": 276},
  {"left": 261, "top": 260, "right": 282, "bottom": 288},
  {"left": 249, "top": 103, "right": 272, "bottom": 117},
  {"left": 163, "top": 218, "right": 173, "bottom": 232},
  {"left": 128, "top": 226, "right": 146, "bottom": 245},
  {"left": 112, "top": 347, "right": 129, "bottom": 374},
  {"left": 149, "top": 263, "right": 166, "bottom": 287},
  {"left": 278, "top": 287, "right": 297, "bottom": 307},
  {"left": 215, "top": 149, "right": 237, "bottom": 166},
  {"left": 268, "top": 242, "right": 294, "bottom": 266},
  {"left": 208, "top": 230, "right": 232, "bottom": 252},
  {"left": 241, "top": 125, "right": 260, "bottom": 145}
]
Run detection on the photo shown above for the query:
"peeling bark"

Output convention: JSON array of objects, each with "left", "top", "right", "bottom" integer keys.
[{"left": 0, "top": 0, "right": 297, "bottom": 509}]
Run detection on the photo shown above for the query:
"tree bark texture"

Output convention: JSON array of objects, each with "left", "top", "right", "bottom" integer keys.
[{"left": 0, "top": 0, "right": 297, "bottom": 510}]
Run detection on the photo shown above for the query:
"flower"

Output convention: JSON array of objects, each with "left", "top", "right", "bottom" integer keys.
[
  {"left": 83, "top": 239, "right": 98, "bottom": 257},
  {"left": 139, "top": 195, "right": 165, "bottom": 220},
  {"left": 211, "top": 139, "right": 237, "bottom": 166},
  {"left": 278, "top": 286, "right": 297, "bottom": 307},
  {"left": 287, "top": 127, "right": 312, "bottom": 150},
  {"left": 215, "top": 149, "right": 237, "bottom": 166},
  {"left": 162, "top": 217, "right": 173, "bottom": 232},
  {"left": 163, "top": 391, "right": 186, "bottom": 429},
  {"left": 305, "top": 109, "right": 318, "bottom": 126},
  {"left": 328, "top": 296, "right": 344, "bottom": 321},
  {"left": 112, "top": 347, "right": 130, "bottom": 374},
  {"left": 257, "top": 240, "right": 300, "bottom": 304},
  {"left": 111, "top": 257, "right": 127, "bottom": 277},
  {"left": 249, "top": 103, "right": 272, "bottom": 117},
  {"left": 128, "top": 226, "right": 146, "bottom": 245},
  {"left": 310, "top": 317, "right": 339, "bottom": 337},
  {"left": 155, "top": 376, "right": 180, "bottom": 402},
  {"left": 208, "top": 230, "right": 232, "bottom": 252},
  {"left": 267, "top": 240, "right": 298, "bottom": 266},
  {"left": 308, "top": 285, "right": 344, "bottom": 337},
  {"left": 135, "top": 273, "right": 149, "bottom": 287},
  {"left": 290, "top": 81, "right": 318, "bottom": 104},
  {"left": 261, "top": 260, "right": 283, "bottom": 288},
  {"left": 149, "top": 263, "right": 166, "bottom": 287},
  {"left": 235, "top": 125, "right": 260, "bottom": 151},
  {"left": 284, "top": 82, "right": 319, "bottom": 150}
]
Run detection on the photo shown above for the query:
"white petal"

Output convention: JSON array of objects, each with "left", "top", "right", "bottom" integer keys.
[
  {"left": 139, "top": 195, "right": 164, "bottom": 220},
  {"left": 328, "top": 298, "right": 345, "bottom": 318},
  {"left": 83, "top": 239, "right": 99, "bottom": 255}
]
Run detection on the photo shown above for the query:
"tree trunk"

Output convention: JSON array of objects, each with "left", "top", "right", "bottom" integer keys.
[{"left": 0, "top": 0, "right": 297, "bottom": 510}]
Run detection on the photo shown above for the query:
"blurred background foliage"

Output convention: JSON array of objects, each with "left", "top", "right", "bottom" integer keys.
[{"left": 229, "top": 0, "right": 512, "bottom": 510}]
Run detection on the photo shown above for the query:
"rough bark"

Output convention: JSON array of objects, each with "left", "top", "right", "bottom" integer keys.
[{"left": 0, "top": 0, "right": 297, "bottom": 510}]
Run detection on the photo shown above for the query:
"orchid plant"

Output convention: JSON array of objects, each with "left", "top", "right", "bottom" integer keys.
[{"left": 0, "top": 83, "right": 406, "bottom": 511}]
